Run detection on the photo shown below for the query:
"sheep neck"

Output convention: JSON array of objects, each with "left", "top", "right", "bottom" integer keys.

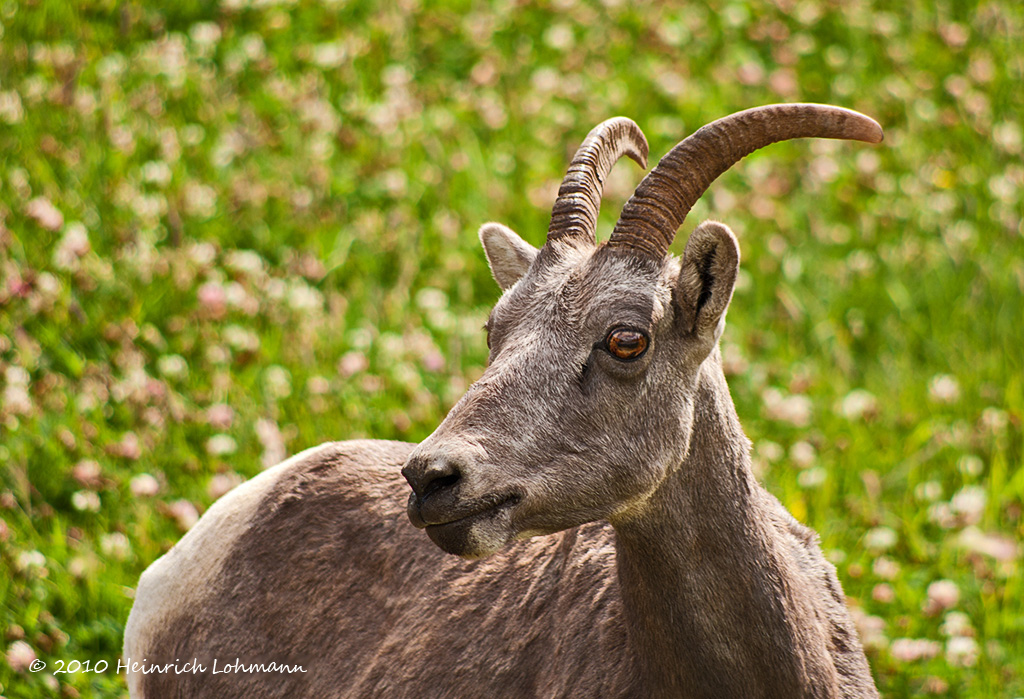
[{"left": 612, "top": 359, "right": 820, "bottom": 697}]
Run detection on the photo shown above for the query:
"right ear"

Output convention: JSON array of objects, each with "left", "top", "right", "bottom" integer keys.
[
  {"left": 479, "top": 222, "right": 539, "bottom": 290},
  {"left": 675, "top": 220, "right": 740, "bottom": 346}
]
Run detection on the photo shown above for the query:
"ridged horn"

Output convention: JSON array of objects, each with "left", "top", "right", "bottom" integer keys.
[
  {"left": 606, "top": 104, "right": 883, "bottom": 259},
  {"left": 546, "top": 117, "right": 649, "bottom": 247}
]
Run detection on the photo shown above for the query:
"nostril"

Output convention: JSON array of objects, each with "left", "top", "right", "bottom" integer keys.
[
  {"left": 402, "top": 456, "right": 463, "bottom": 500},
  {"left": 423, "top": 471, "right": 460, "bottom": 500}
]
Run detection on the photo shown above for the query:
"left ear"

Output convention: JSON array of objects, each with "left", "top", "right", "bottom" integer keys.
[
  {"left": 675, "top": 220, "right": 740, "bottom": 344},
  {"left": 479, "top": 222, "right": 539, "bottom": 290}
]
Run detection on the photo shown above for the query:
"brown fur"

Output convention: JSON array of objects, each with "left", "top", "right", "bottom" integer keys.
[
  {"left": 126, "top": 110, "right": 882, "bottom": 697},
  {"left": 130, "top": 441, "right": 636, "bottom": 698}
]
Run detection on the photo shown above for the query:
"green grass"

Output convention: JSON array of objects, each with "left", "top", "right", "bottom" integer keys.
[{"left": 1, "top": 1, "right": 1022, "bottom": 696}]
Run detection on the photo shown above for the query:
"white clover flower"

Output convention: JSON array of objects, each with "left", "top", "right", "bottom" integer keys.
[
  {"left": 914, "top": 480, "right": 942, "bottom": 502},
  {"left": 187, "top": 240, "right": 217, "bottom": 265},
  {"left": 940, "top": 611, "right": 974, "bottom": 638},
  {"left": 71, "top": 459, "right": 102, "bottom": 487},
  {"left": 141, "top": 160, "right": 173, "bottom": 187},
  {"left": 957, "top": 455, "right": 984, "bottom": 477},
  {"left": 205, "top": 403, "right": 235, "bottom": 430},
  {"left": 256, "top": 418, "right": 286, "bottom": 469},
  {"left": 307, "top": 376, "right": 331, "bottom": 395},
  {"left": 889, "top": 638, "right": 941, "bottom": 662},
  {"left": 797, "top": 467, "right": 826, "bottom": 489},
  {"left": 224, "top": 282, "right": 258, "bottom": 315},
  {"left": 849, "top": 608, "right": 887, "bottom": 651},
  {"left": 25, "top": 196, "right": 63, "bottom": 230},
  {"left": 926, "top": 580, "right": 960, "bottom": 611},
  {"left": 240, "top": 34, "right": 266, "bottom": 60},
  {"left": 183, "top": 182, "right": 217, "bottom": 218},
  {"left": 946, "top": 636, "right": 979, "bottom": 667},
  {"left": 958, "top": 526, "right": 1019, "bottom": 561},
  {"left": 100, "top": 532, "right": 131, "bottom": 560},
  {"left": 168, "top": 499, "right": 200, "bottom": 531},
  {"left": 71, "top": 490, "right": 101, "bottom": 513},
  {"left": 53, "top": 222, "right": 91, "bottom": 269},
  {"left": 157, "top": 354, "right": 189, "bottom": 380},
  {"left": 208, "top": 472, "right": 244, "bottom": 499},
  {"left": 129, "top": 473, "right": 161, "bottom": 497},
  {"left": 838, "top": 389, "right": 877, "bottom": 420},
  {"left": 3, "top": 365, "right": 33, "bottom": 416},
  {"left": 115, "top": 432, "right": 142, "bottom": 461},
  {"left": 928, "top": 374, "right": 960, "bottom": 403},
  {"left": 993, "top": 120, "right": 1022, "bottom": 155},
  {"left": 225, "top": 250, "right": 265, "bottom": 276},
  {"left": 206, "top": 434, "right": 237, "bottom": 456},
  {"left": 979, "top": 407, "right": 1009, "bottom": 433},
  {"left": 311, "top": 41, "right": 347, "bottom": 69},
  {"left": 338, "top": 351, "right": 369, "bottom": 377},
  {"left": 790, "top": 441, "right": 816, "bottom": 468},
  {"left": 6, "top": 640, "right": 36, "bottom": 672},
  {"left": 263, "top": 366, "right": 292, "bottom": 400},
  {"left": 415, "top": 288, "right": 448, "bottom": 311},
  {"left": 189, "top": 21, "right": 222, "bottom": 46},
  {"left": 761, "top": 387, "right": 813, "bottom": 427},
  {"left": 198, "top": 281, "right": 227, "bottom": 313},
  {"left": 864, "top": 526, "right": 898, "bottom": 552},
  {"left": 872, "top": 556, "right": 900, "bottom": 580},
  {"left": 872, "top": 583, "right": 895, "bottom": 603},
  {"left": 67, "top": 555, "right": 94, "bottom": 578},
  {"left": 288, "top": 282, "right": 324, "bottom": 312},
  {"left": 758, "top": 440, "right": 785, "bottom": 463},
  {"left": 543, "top": 23, "right": 575, "bottom": 51},
  {"left": 16, "top": 550, "right": 47, "bottom": 574},
  {"left": 223, "top": 325, "right": 260, "bottom": 353},
  {"left": 0, "top": 90, "right": 24, "bottom": 124},
  {"left": 950, "top": 485, "right": 986, "bottom": 525},
  {"left": 96, "top": 52, "right": 127, "bottom": 80}
]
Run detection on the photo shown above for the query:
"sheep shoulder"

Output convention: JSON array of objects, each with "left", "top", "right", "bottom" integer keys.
[{"left": 125, "top": 439, "right": 632, "bottom": 698}]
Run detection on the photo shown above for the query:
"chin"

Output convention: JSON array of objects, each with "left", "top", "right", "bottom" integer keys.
[{"left": 425, "top": 509, "right": 516, "bottom": 559}]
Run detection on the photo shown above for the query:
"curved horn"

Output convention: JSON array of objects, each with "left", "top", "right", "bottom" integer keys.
[
  {"left": 606, "top": 104, "right": 883, "bottom": 259},
  {"left": 546, "top": 117, "right": 649, "bottom": 247}
]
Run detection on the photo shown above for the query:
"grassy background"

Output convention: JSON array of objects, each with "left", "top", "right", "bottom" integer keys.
[{"left": 1, "top": 0, "right": 1021, "bottom": 696}]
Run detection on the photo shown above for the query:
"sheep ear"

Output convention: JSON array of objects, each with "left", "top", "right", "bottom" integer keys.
[
  {"left": 479, "top": 222, "right": 538, "bottom": 290},
  {"left": 675, "top": 221, "right": 740, "bottom": 345}
]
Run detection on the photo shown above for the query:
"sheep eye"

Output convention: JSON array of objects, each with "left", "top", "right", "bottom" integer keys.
[{"left": 605, "top": 328, "right": 648, "bottom": 361}]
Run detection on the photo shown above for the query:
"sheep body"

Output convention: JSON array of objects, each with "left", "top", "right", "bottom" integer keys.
[{"left": 125, "top": 440, "right": 635, "bottom": 698}]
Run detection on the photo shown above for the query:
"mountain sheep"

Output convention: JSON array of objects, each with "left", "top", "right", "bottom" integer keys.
[{"left": 125, "top": 103, "right": 883, "bottom": 698}]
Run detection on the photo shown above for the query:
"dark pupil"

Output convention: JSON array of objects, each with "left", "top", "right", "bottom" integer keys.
[{"left": 609, "top": 330, "right": 646, "bottom": 359}]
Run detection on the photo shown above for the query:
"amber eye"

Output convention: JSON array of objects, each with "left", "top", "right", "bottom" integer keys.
[{"left": 606, "top": 328, "right": 649, "bottom": 361}]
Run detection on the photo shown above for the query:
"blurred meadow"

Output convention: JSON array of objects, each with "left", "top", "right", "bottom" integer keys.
[{"left": 1, "top": 0, "right": 1022, "bottom": 696}]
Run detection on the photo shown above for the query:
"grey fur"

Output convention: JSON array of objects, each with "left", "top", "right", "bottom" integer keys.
[
  {"left": 125, "top": 107, "right": 882, "bottom": 698},
  {"left": 479, "top": 222, "right": 539, "bottom": 290}
]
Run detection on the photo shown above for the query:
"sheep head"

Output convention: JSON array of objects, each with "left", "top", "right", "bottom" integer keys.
[{"left": 402, "top": 104, "right": 883, "bottom": 559}]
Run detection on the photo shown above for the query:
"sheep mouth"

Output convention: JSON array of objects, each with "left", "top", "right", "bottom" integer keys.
[
  {"left": 419, "top": 493, "right": 521, "bottom": 531},
  {"left": 418, "top": 493, "right": 522, "bottom": 559}
]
